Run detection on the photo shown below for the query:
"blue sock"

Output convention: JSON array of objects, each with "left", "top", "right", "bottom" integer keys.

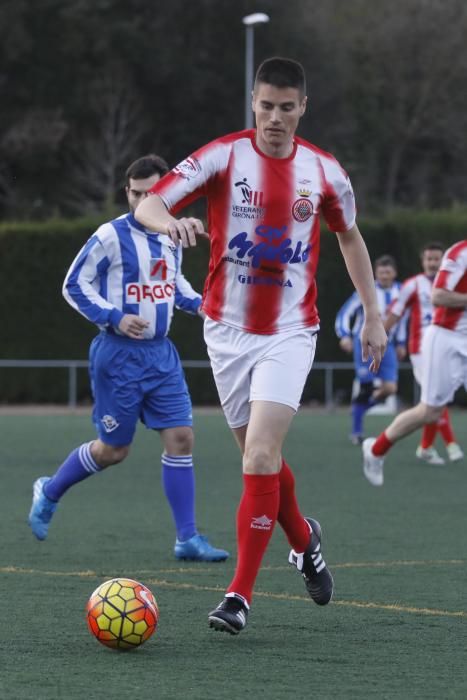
[
  {"left": 44, "top": 442, "right": 101, "bottom": 501},
  {"left": 161, "top": 454, "right": 197, "bottom": 542},
  {"left": 351, "top": 401, "right": 370, "bottom": 435}
]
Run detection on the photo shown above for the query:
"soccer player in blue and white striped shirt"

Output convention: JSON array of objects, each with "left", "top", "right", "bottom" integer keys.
[
  {"left": 28, "top": 154, "right": 228, "bottom": 562},
  {"left": 335, "top": 255, "right": 407, "bottom": 444}
]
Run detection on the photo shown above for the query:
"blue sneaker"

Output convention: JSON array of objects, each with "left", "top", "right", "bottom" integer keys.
[
  {"left": 174, "top": 534, "right": 229, "bottom": 562},
  {"left": 28, "top": 477, "right": 58, "bottom": 540}
]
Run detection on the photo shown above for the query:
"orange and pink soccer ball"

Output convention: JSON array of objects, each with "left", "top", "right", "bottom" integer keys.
[{"left": 86, "top": 578, "right": 159, "bottom": 650}]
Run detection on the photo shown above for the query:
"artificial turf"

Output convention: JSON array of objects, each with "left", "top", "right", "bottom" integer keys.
[{"left": 1, "top": 410, "right": 467, "bottom": 699}]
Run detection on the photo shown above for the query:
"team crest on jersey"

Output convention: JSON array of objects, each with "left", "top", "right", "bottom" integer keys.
[
  {"left": 150, "top": 258, "right": 168, "bottom": 281},
  {"left": 173, "top": 156, "right": 201, "bottom": 180},
  {"left": 292, "top": 198, "right": 314, "bottom": 222}
]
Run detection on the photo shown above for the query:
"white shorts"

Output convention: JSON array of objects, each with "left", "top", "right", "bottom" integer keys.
[
  {"left": 409, "top": 353, "right": 422, "bottom": 386},
  {"left": 420, "top": 325, "right": 467, "bottom": 406},
  {"left": 204, "top": 319, "right": 318, "bottom": 428}
]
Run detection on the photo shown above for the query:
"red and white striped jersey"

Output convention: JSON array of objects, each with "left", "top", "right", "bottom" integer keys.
[
  {"left": 150, "top": 129, "right": 356, "bottom": 334},
  {"left": 390, "top": 274, "right": 434, "bottom": 353},
  {"left": 433, "top": 240, "right": 467, "bottom": 334}
]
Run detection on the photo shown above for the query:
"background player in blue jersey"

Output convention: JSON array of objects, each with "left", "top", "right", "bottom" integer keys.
[
  {"left": 28, "top": 154, "right": 228, "bottom": 562},
  {"left": 335, "top": 255, "right": 407, "bottom": 444}
]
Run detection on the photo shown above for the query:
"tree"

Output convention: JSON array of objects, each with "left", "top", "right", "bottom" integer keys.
[
  {"left": 65, "top": 71, "right": 148, "bottom": 214},
  {"left": 2, "top": 0, "right": 467, "bottom": 217},
  {"left": 318, "top": 0, "right": 467, "bottom": 211}
]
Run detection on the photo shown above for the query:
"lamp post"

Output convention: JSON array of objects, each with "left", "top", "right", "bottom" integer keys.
[{"left": 242, "top": 12, "right": 270, "bottom": 129}]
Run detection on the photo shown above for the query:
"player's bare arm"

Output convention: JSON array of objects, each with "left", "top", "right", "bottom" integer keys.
[
  {"left": 432, "top": 287, "right": 467, "bottom": 308},
  {"left": 336, "top": 225, "right": 387, "bottom": 372},
  {"left": 135, "top": 193, "right": 207, "bottom": 248},
  {"left": 383, "top": 311, "right": 400, "bottom": 333},
  {"left": 118, "top": 314, "right": 149, "bottom": 339},
  {"left": 384, "top": 312, "right": 407, "bottom": 357}
]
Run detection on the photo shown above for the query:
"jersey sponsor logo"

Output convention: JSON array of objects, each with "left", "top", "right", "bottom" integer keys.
[
  {"left": 173, "top": 156, "right": 201, "bottom": 180},
  {"left": 238, "top": 274, "right": 293, "bottom": 288},
  {"left": 234, "top": 177, "right": 264, "bottom": 206},
  {"left": 228, "top": 225, "right": 311, "bottom": 269},
  {"left": 101, "top": 415, "right": 119, "bottom": 433},
  {"left": 232, "top": 177, "right": 266, "bottom": 219},
  {"left": 232, "top": 204, "right": 266, "bottom": 220},
  {"left": 126, "top": 282, "right": 175, "bottom": 303},
  {"left": 222, "top": 255, "right": 250, "bottom": 267},
  {"left": 292, "top": 198, "right": 314, "bottom": 222},
  {"left": 150, "top": 258, "right": 168, "bottom": 281}
]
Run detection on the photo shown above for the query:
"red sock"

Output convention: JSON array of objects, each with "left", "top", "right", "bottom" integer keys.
[
  {"left": 372, "top": 431, "right": 393, "bottom": 456},
  {"left": 227, "top": 473, "right": 280, "bottom": 605},
  {"left": 437, "top": 407, "right": 456, "bottom": 445},
  {"left": 421, "top": 423, "right": 437, "bottom": 449},
  {"left": 277, "top": 460, "right": 310, "bottom": 552}
]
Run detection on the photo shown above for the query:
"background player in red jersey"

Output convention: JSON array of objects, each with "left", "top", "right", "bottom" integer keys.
[
  {"left": 136, "top": 57, "right": 387, "bottom": 634},
  {"left": 363, "top": 240, "right": 467, "bottom": 486},
  {"left": 385, "top": 242, "right": 463, "bottom": 465}
]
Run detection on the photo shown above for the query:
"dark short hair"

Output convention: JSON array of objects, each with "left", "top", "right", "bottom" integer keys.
[
  {"left": 420, "top": 241, "right": 445, "bottom": 255},
  {"left": 254, "top": 57, "right": 306, "bottom": 97},
  {"left": 125, "top": 154, "right": 169, "bottom": 185},
  {"left": 374, "top": 254, "right": 397, "bottom": 271}
]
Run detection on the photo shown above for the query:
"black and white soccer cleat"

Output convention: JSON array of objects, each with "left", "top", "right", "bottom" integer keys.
[
  {"left": 208, "top": 593, "right": 249, "bottom": 635},
  {"left": 289, "top": 517, "right": 334, "bottom": 605}
]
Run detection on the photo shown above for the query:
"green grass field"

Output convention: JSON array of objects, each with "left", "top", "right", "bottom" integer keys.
[{"left": 1, "top": 409, "right": 467, "bottom": 700}]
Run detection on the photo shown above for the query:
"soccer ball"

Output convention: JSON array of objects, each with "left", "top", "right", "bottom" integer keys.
[{"left": 86, "top": 578, "right": 159, "bottom": 650}]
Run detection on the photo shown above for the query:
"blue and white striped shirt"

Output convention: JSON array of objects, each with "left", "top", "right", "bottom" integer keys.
[
  {"left": 335, "top": 282, "right": 407, "bottom": 344},
  {"left": 63, "top": 213, "right": 201, "bottom": 340}
]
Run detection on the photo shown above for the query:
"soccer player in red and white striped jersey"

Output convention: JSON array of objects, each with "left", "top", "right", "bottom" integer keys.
[
  {"left": 385, "top": 242, "right": 463, "bottom": 464},
  {"left": 136, "top": 57, "right": 387, "bottom": 633},
  {"left": 363, "top": 240, "right": 467, "bottom": 486}
]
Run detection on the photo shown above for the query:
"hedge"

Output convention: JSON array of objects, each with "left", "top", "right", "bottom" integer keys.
[{"left": 1, "top": 210, "right": 466, "bottom": 403}]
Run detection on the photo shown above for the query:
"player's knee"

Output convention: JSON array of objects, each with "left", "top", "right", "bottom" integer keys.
[
  {"left": 92, "top": 441, "right": 130, "bottom": 467},
  {"left": 109, "top": 445, "right": 130, "bottom": 464},
  {"left": 381, "top": 382, "right": 397, "bottom": 397},
  {"left": 243, "top": 444, "right": 279, "bottom": 474},
  {"left": 161, "top": 427, "right": 194, "bottom": 455}
]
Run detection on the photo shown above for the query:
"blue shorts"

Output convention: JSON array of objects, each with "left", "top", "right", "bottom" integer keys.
[
  {"left": 89, "top": 332, "right": 192, "bottom": 446},
  {"left": 352, "top": 336, "right": 398, "bottom": 384}
]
